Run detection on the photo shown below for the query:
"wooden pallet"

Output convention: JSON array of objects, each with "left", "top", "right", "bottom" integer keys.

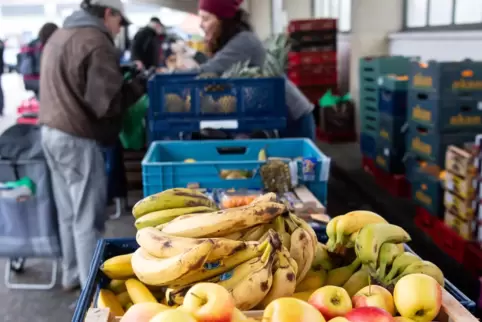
[{"left": 85, "top": 287, "right": 478, "bottom": 322}]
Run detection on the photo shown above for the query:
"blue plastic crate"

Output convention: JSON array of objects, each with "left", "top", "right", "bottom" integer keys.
[
  {"left": 73, "top": 238, "right": 477, "bottom": 321},
  {"left": 142, "top": 139, "right": 330, "bottom": 205},
  {"left": 360, "top": 132, "right": 377, "bottom": 159},
  {"left": 147, "top": 74, "right": 287, "bottom": 137}
]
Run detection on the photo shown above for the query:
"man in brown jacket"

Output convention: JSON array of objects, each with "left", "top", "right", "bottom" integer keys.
[{"left": 39, "top": 0, "right": 143, "bottom": 290}]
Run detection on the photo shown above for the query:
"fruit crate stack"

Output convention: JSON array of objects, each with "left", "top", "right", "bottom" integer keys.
[
  {"left": 359, "top": 56, "right": 412, "bottom": 164},
  {"left": 407, "top": 59, "right": 482, "bottom": 220},
  {"left": 286, "top": 19, "right": 340, "bottom": 138}
]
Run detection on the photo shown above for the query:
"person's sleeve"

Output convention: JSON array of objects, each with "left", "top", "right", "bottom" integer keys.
[
  {"left": 84, "top": 47, "right": 123, "bottom": 119},
  {"left": 195, "top": 33, "right": 256, "bottom": 74},
  {"left": 130, "top": 31, "right": 146, "bottom": 62}
]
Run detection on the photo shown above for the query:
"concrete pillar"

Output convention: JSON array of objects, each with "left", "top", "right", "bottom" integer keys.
[{"left": 349, "top": 0, "right": 403, "bottom": 133}]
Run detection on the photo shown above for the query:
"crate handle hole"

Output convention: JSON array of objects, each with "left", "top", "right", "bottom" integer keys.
[
  {"left": 367, "top": 116, "right": 377, "bottom": 121},
  {"left": 365, "top": 88, "right": 376, "bottom": 92},
  {"left": 363, "top": 67, "right": 374, "bottom": 72},
  {"left": 365, "top": 97, "right": 376, "bottom": 102},
  {"left": 460, "top": 105, "right": 472, "bottom": 112},
  {"left": 416, "top": 126, "right": 428, "bottom": 134},
  {"left": 416, "top": 93, "right": 428, "bottom": 100},
  {"left": 458, "top": 92, "right": 471, "bottom": 97},
  {"left": 364, "top": 77, "right": 375, "bottom": 82},
  {"left": 216, "top": 147, "right": 247, "bottom": 155}
]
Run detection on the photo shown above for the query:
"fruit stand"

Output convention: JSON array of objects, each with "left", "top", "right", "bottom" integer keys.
[{"left": 73, "top": 188, "right": 478, "bottom": 322}]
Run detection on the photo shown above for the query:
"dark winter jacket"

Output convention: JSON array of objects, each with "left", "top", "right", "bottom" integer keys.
[{"left": 131, "top": 26, "right": 161, "bottom": 69}]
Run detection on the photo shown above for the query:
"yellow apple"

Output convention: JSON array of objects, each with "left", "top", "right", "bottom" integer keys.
[
  {"left": 352, "top": 285, "right": 395, "bottom": 316},
  {"left": 120, "top": 303, "right": 170, "bottom": 322},
  {"left": 328, "top": 318, "right": 350, "bottom": 322},
  {"left": 394, "top": 317, "right": 416, "bottom": 322},
  {"left": 308, "top": 286, "right": 352, "bottom": 320},
  {"left": 263, "top": 297, "right": 326, "bottom": 322},
  {"left": 149, "top": 309, "right": 197, "bottom": 322},
  {"left": 182, "top": 283, "right": 235, "bottom": 322},
  {"left": 231, "top": 308, "right": 250, "bottom": 321},
  {"left": 393, "top": 274, "right": 442, "bottom": 322}
]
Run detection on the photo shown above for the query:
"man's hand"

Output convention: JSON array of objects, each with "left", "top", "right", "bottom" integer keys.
[{"left": 133, "top": 60, "right": 144, "bottom": 70}]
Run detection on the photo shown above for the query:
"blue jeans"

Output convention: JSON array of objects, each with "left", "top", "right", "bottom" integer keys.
[
  {"left": 281, "top": 112, "right": 316, "bottom": 141},
  {"left": 0, "top": 75, "right": 4, "bottom": 115}
]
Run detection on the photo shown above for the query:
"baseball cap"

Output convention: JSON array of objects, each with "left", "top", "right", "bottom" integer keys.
[{"left": 89, "top": 0, "right": 131, "bottom": 26}]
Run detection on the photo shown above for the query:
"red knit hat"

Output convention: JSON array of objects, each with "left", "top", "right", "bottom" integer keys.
[{"left": 199, "top": 0, "right": 244, "bottom": 19}]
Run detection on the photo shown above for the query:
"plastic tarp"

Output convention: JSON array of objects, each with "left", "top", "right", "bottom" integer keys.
[{"left": 0, "top": 124, "right": 60, "bottom": 258}]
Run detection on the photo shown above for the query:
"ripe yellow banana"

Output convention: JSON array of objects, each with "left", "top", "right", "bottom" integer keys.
[
  {"left": 342, "top": 268, "right": 370, "bottom": 297},
  {"left": 383, "top": 252, "right": 421, "bottom": 283},
  {"left": 326, "top": 258, "right": 361, "bottom": 287},
  {"left": 334, "top": 211, "right": 387, "bottom": 246},
  {"left": 295, "top": 268, "right": 327, "bottom": 293},
  {"left": 289, "top": 227, "right": 315, "bottom": 283},
  {"left": 225, "top": 242, "right": 276, "bottom": 310},
  {"left": 240, "top": 225, "right": 269, "bottom": 241},
  {"left": 136, "top": 227, "right": 247, "bottom": 261},
  {"left": 125, "top": 279, "right": 158, "bottom": 304},
  {"left": 96, "top": 289, "right": 125, "bottom": 316},
  {"left": 107, "top": 279, "right": 127, "bottom": 294},
  {"left": 377, "top": 243, "right": 403, "bottom": 280},
  {"left": 100, "top": 253, "right": 135, "bottom": 280},
  {"left": 158, "top": 201, "right": 286, "bottom": 238},
  {"left": 326, "top": 215, "right": 343, "bottom": 251},
  {"left": 289, "top": 214, "right": 318, "bottom": 255},
  {"left": 132, "top": 188, "right": 217, "bottom": 219},
  {"left": 312, "top": 242, "right": 334, "bottom": 271},
  {"left": 392, "top": 260, "right": 444, "bottom": 286},
  {"left": 273, "top": 216, "right": 291, "bottom": 249},
  {"left": 131, "top": 240, "right": 215, "bottom": 286},
  {"left": 345, "top": 231, "right": 359, "bottom": 248},
  {"left": 169, "top": 240, "right": 269, "bottom": 288},
  {"left": 134, "top": 206, "right": 216, "bottom": 229},
  {"left": 222, "top": 231, "right": 245, "bottom": 240},
  {"left": 258, "top": 248, "right": 297, "bottom": 308},
  {"left": 355, "top": 223, "right": 411, "bottom": 267}
]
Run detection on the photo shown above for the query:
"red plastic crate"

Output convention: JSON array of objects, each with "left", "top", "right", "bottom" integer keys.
[
  {"left": 288, "top": 51, "right": 337, "bottom": 67},
  {"left": 463, "top": 243, "right": 482, "bottom": 276},
  {"left": 373, "top": 167, "right": 411, "bottom": 198},
  {"left": 317, "top": 129, "right": 356, "bottom": 143},
  {"left": 288, "top": 19, "right": 337, "bottom": 33},
  {"left": 431, "top": 220, "right": 468, "bottom": 264},
  {"left": 414, "top": 206, "right": 438, "bottom": 237},
  {"left": 362, "top": 155, "right": 376, "bottom": 176},
  {"left": 17, "top": 117, "right": 38, "bottom": 125},
  {"left": 288, "top": 65, "right": 337, "bottom": 86}
]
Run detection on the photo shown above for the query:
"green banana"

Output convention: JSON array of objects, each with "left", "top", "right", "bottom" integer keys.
[
  {"left": 392, "top": 260, "right": 445, "bottom": 287},
  {"left": 132, "top": 188, "right": 217, "bottom": 219},
  {"left": 325, "top": 258, "right": 361, "bottom": 287},
  {"left": 134, "top": 206, "right": 216, "bottom": 229},
  {"left": 355, "top": 223, "right": 411, "bottom": 267},
  {"left": 377, "top": 243, "right": 403, "bottom": 281},
  {"left": 312, "top": 242, "right": 334, "bottom": 271},
  {"left": 383, "top": 252, "right": 421, "bottom": 283},
  {"left": 342, "top": 268, "right": 370, "bottom": 297}
]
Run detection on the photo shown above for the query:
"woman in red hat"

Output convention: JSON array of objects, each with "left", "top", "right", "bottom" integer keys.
[{"left": 180, "top": 0, "right": 316, "bottom": 140}]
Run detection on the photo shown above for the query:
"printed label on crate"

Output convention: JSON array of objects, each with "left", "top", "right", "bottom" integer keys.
[
  {"left": 415, "top": 188, "right": 433, "bottom": 207},
  {"left": 444, "top": 190, "right": 476, "bottom": 221},
  {"left": 380, "top": 129, "right": 390, "bottom": 140},
  {"left": 412, "top": 70, "right": 482, "bottom": 91},
  {"left": 376, "top": 155, "right": 386, "bottom": 168},
  {"left": 450, "top": 114, "right": 482, "bottom": 126},
  {"left": 444, "top": 211, "right": 476, "bottom": 241},
  {"left": 412, "top": 105, "right": 431, "bottom": 123},
  {"left": 444, "top": 172, "right": 476, "bottom": 200},
  {"left": 199, "top": 120, "right": 239, "bottom": 129},
  {"left": 412, "top": 73, "right": 433, "bottom": 89},
  {"left": 411, "top": 137, "right": 432, "bottom": 157}
]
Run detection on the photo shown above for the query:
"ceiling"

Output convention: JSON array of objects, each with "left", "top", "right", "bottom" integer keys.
[{"left": 135, "top": 0, "right": 198, "bottom": 14}]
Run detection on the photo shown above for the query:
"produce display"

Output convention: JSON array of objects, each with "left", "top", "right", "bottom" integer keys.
[{"left": 96, "top": 188, "right": 446, "bottom": 322}]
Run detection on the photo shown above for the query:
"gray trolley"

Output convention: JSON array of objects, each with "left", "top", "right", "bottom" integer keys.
[{"left": 0, "top": 124, "right": 61, "bottom": 290}]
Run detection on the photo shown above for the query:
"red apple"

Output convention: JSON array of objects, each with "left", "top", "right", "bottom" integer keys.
[
  {"left": 345, "top": 307, "right": 394, "bottom": 322},
  {"left": 149, "top": 308, "right": 197, "bottom": 322},
  {"left": 308, "top": 286, "right": 353, "bottom": 320},
  {"left": 352, "top": 285, "right": 395, "bottom": 315},
  {"left": 393, "top": 274, "right": 442, "bottom": 322},
  {"left": 182, "top": 283, "right": 235, "bottom": 322}
]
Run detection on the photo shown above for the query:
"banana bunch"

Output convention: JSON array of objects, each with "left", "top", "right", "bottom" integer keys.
[
  {"left": 383, "top": 253, "right": 445, "bottom": 287},
  {"left": 132, "top": 188, "right": 218, "bottom": 229}
]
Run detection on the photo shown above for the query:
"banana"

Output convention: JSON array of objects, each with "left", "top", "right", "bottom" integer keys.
[
  {"left": 392, "top": 260, "right": 445, "bottom": 286},
  {"left": 134, "top": 206, "right": 216, "bottom": 229},
  {"left": 345, "top": 231, "right": 359, "bottom": 248},
  {"left": 342, "top": 268, "right": 370, "bottom": 297},
  {"left": 132, "top": 188, "right": 217, "bottom": 219},
  {"left": 224, "top": 242, "right": 276, "bottom": 310},
  {"left": 295, "top": 268, "right": 327, "bottom": 293},
  {"left": 292, "top": 290, "right": 316, "bottom": 302},
  {"left": 326, "top": 215, "right": 343, "bottom": 251},
  {"left": 116, "top": 291, "right": 131, "bottom": 308},
  {"left": 158, "top": 201, "right": 286, "bottom": 238},
  {"left": 289, "top": 226, "right": 315, "bottom": 283},
  {"left": 334, "top": 211, "right": 387, "bottom": 246},
  {"left": 312, "top": 242, "right": 334, "bottom": 271},
  {"left": 107, "top": 279, "right": 127, "bottom": 294},
  {"left": 377, "top": 243, "right": 403, "bottom": 281},
  {"left": 258, "top": 148, "right": 267, "bottom": 161},
  {"left": 258, "top": 247, "right": 297, "bottom": 308},
  {"left": 251, "top": 192, "right": 278, "bottom": 204},
  {"left": 289, "top": 214, "right": 318, "bottom": 255},
  {"left": 100, "top": 253, "right": 135, "bottom": 280},
  {"left": 169, "top": 240, "right": 269, "bottom": 288},
  {"left": 131, "top": 240, "right": 215, "bottom": 286},
  {"left": 165, "top": 285, "right": 192, "bottom": 306},
  {"left": 136, "top": 227, "right": 247, "bottom": 261},
  {"left": 240, "top": 225, "right": 269, "bottom": 241},
  {"left": 96, "top": 289, "right": 125, "bottom": 316},
  {"left": 222, "top": 231, "right": 245, "bottom": 240},
  {"left": 383, "top": 252, "right": 421, "bottom": 283},
  {"left": 326, "top": 258, "right": 361, "bottom": 287},
  {"left": 355, "top": 223, "right": 411, "bottom": 267},
  {"left": 273, "top": 216, "right": 291, "bottom": 249},
  {"left": 125, "top": 279, "right": 158, "bottom": 304}
]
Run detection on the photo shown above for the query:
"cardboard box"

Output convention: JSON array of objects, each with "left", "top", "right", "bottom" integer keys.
[
  {"left": 444, "top": 171, "right": 477, "bottom": 200},
  {"left": 444, "top": 211, "right": 477, "bottom": 241},
  {"left": 445, "top": 145, "right": 478, "bottom": 178},
  {"left": 444, "top": 190, "right": 476, "bottom": 221}
]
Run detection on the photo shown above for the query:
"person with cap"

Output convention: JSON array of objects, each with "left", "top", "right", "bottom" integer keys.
[
  {"left": 178, "top": 0, "right": 316, "bottom": 139},
  {"left": 38, "top": 0, "right": 145, "bottom": 290},
  {"left": 131, "top": 17, "right": 166, "bottom": 70}
]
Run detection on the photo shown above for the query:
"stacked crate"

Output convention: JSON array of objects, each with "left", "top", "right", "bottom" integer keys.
[
  {"left": 407, "top": 60, "right": 482, "bottom": 218},
  {"left": 359, "top": 56, "right": 412, "bottom": 161},
  {"left": 287, "top": 19, "right": 338, "bottom": 126}
]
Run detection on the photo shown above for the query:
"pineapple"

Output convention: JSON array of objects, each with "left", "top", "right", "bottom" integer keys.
[
  {"left": 165, "top": 94, "right": 186, "bottom": 113},
  {"left": 217, "top": 95, "right": 237, "bottom": 113},
  {"left": 197, "top": 72, "right": 226, "bottom": 92}
]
